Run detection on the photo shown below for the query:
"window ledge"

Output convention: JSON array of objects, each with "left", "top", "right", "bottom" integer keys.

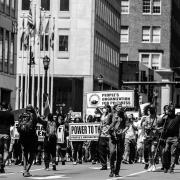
[{"left": 57, "top": 51, "right": 70, "bottom": 59}]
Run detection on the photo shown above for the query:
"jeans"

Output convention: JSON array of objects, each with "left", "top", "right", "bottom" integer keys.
[
  {"left": 72, "top": 141, "right": 83, "bottom": 162},
  {"left": 163, "top": 137, "right": 179, "bottom": 169},
  {"left": 98, "top": 137, "right": 109, "bottom": 168},
  {"left": 0, "top": 134, "right": 10, "bottom": 168},
  {"left": 109, "top": 135, "right": 124, "bottom": 175},
  {"left": 44, "top": 136, "right": 57, "bottom": 167},
  {"left": 124, "top": 138, "right": 136, "bottom": 162}
]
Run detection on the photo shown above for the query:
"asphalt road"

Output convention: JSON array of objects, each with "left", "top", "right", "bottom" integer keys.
[{"left": 1, "top": 162, "right": 180, "bottom": 180}]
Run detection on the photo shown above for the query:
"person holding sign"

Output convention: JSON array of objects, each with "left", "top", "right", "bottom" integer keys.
[
  {"left": 38, "top": 113, "right": 58, "bottom": 171},
  {"left": 108, "top": 103, "right": 129, "bottom": 177},
  {"left": 56, "top": 114, "right": 67, "bottom": 165},
  {"left": 98, "top": 105, "right": 112, "bottom": 170},
  {"left": 72, "top": 116, "right": 84, "bottom": 165}
]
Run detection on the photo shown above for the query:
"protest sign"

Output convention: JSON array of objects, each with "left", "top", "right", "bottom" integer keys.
[
  {"left": 14, "top": 121, "right": 19, "bottom": 139},
  {"left": 36, "top": 123, "right": 46, "bottom": 142},
  {"left": 69, "top": 123, "right": 100, "bottom": 141},
  {"left": 57, "top": 125, "right": 65, "bottom": 143},
  {"left": 86, "top": 90, "right": 134, "bottom": 108}
]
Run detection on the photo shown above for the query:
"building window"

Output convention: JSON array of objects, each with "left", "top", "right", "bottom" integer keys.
[
  {"left": 152, "top": 0, "right": 161, "bottom": 14},
  {"left": 60, "top": 0, "right": 69, "bottom": 11},
  {"left": 142, "top": 26, "right": 150, "bottom": 42},
  {"left": 10, "top": 33, "right": 14, "bottom": 74},
  {"left": 4, "top": 31, "right": 9, "bottom": 73},
  {"left": 0, "top": 0, "right": 5, "bottom": 12},
  {"left": 59, "top": 35, "right": 68, "bottom": 51},
  {"left": 139, "top": 53, "right": 161, "bottom": 69},
  {"left": 0, "top": 28, "right": 3, "bottom": 72},
  {"left": 142, "top": 26, "right": 161, "bottom": 43},
  {"left": 11, "top": 0, "right": 15, "bottom": 17},
  {"left": 151, "top": 54, "right": 160, "bottom": 69},
  {"left": 22, "top": 0, "right": 30, "bottom": 10},
  {"left": 6, "top": 0, "right": 10, "bottom": 14},
  {"left": 120, "top": 26, "right": 129, "bottom": 43},
  {"left": 142, "top": 0, "right": 151, "bottom": 14},
  {"left": 143, "top": 0, "right": 161, "bottom": 14},
  {"left": 120, "top": 54, "right": 128, "bottom": 61},
  {"left": 152, "top": 26, "right": 161, "bottom": 43},
  {"left": 121, "top": 0, "right": 129, "bottom": 14},
  {"left": 40, "top": 35, "right": 49, "bottom": 51},
  {"left": 41, "top": 0, "right": 50, "bottom": 11}
]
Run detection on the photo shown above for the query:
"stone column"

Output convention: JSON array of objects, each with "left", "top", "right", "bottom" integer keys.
[{"left": 83, "top": 76, "right": 93, "bottom": 120}]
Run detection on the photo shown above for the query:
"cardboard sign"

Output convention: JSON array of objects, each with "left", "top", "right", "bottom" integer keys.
[
  {"left": 69, "top": 123, "right": 100, "bottom": 141},
  {"left": 36, "top": 123, "right": 46, "bottom": 142},
  {"left": 86, "top": 90, "right": 134, "bottom": 108},
  {"left": 57, "top": 125, "right": 65, "bottom": 144},
  {"left": 14, "top": 121, "right": 19, "bottom": 139}
]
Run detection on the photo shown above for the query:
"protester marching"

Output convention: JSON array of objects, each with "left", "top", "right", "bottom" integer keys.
[{"left": 0, "top": 90, "right": 180, "bottom": 178}]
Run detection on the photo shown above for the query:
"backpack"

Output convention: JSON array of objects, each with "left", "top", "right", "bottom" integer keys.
[
  {"left": 17, "top": 112, "right": 34, "bottom": 135},
  {"left": 46, "top": 121, "right": 57, "bottom": 138}
]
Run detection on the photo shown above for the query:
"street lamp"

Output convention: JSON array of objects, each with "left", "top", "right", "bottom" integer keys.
[
  {"left": 97, "top": 74, "right": 104, "bottom": 91},
  {"left": 43, "top": 55, "right": 50, "bottom": 103}
]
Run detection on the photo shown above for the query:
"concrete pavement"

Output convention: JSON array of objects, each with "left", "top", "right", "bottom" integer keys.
[{"left": 0, "top": 162, "right": 180, "bottom": 180}]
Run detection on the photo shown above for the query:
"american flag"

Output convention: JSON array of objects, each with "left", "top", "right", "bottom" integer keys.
[{"left": 27, "top": 8, "right": 34, "bottom": 30}]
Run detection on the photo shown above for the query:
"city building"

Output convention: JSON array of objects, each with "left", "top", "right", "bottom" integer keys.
[
  {"left": 0, "top": 0, "right": 18, "bottom": 109},
  {"left": 120, "top": 0, "right": 180, "bottom": 113},
  {"left": 16, "top": 0, "right": 121, "bottom": 116}
]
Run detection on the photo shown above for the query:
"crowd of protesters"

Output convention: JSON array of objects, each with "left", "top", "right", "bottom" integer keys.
[{"left": 0, "top": 101, "right": 180, "bottom": 177}]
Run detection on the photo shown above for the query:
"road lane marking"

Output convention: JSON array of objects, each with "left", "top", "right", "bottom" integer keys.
[
  {"left": 28, "top": 175, "right": 70, "bottom": 179},
  {"left": 0, "top": 168, "right": 44, "bottom": 177},
  {"left": 106, "top": 166, "right": 161, "bottom": 180}
]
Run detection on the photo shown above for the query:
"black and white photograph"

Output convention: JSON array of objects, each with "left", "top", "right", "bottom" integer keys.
[{"left": 0, "top": 0, "right": 180, "bottom": 179}]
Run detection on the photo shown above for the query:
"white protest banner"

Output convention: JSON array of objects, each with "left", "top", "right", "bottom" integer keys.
[
  {"left": 69, "top": 123, "right": 100, "bottom": 141},
  {"left": 86, "top": 90, "right": 134, "bottom": 108},
  {"left": 36, "top": 123, "right": 46, "bottom": 142},
  {"left": 14, "top": 121, "right": 19, "bottom": 139},
  {"left": 57, "top": 125, "right": 65, "bottom": 144}
]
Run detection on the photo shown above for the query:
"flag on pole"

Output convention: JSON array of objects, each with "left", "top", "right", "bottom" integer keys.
[
  {"left": 43, "top": 94, "right": 50, "bottom": 117},
  {"left": 50, "top": 18, "right": 55, "bottom": 50},
  {"left": 45, "top": 19, "right": 49, "bottom": 34}
]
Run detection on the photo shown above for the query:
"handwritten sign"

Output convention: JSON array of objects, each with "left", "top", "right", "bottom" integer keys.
[
  {"left": 69, "top": 123, "right": 100, "bottom": 141},
  {"left": 57, "top": 125, "right": 65, "bottom": 144},
  {"left": 13, "top": 121, "right": 19, "bottom": 139},
  {"left": 36, "top": 123, "right": 46, "bottom": 142}
]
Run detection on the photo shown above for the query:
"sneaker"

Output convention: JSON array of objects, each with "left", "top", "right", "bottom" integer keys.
[
  {"left": 100, "top": 166, "right": 107, "bottom": 170},
  {"left": 164, "top": 168, "right": 168, "bottom": 173},
  {"left": 62, "top": 161, "right": 65, "bottom": 165},
  {"left": 73, "top": 162, "right": 77, "bottom": 165},
  {"left": 52, "top": 165, "right": 56, "bottom": 171},
  {"left": 45, "top": 166, "right": 50, "bottom": 171},
  {"left": 151, "top": 165, "right": 156, "bottom": 172},
  {"left": 122, "top": 160, "right": 128, "bottom": 164},
  {"left": 23, "top": 172, "right": 32, "bottom": 177},
  {"left": 169, "top": 167, "right": 174, "bottom": 173},
  {"left": 147, "top": 166, "right": 152, "bottom": 172},
  {"left": 144, "top": 164, "right": 149, "bottom": 170},
  {"left": 109, "top": 172, "right": 114, "bottom": 177},
  {"left": 115, "top": 174, "right": 120, "bottom": 177},
  {"left": 0, "top": 168, "right": 5, "bottom": 173},
  {"left": 79, "top": 161, "right": 82, "bottom": 164}
]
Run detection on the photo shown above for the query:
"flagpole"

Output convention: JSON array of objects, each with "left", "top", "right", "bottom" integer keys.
[
  {"left": 31, "top": 2, "right": 37, "bottom": 107},
  {"left": 37, "top": 7, "right": 42, "bottom": 111},
  {"left": 50, "top": 17, "right": 55, "bottom": 113},
  {"left": 20, "top": 14, "right": 25, "bottom": 109},
  {"left": 41, "top": 9, "right": 46, "bottom": 115},
  {"left": 47, "top": 15, "right": 51, "bottom": 100},
  {"left": 15, "top": 74, "right": 19, "bottom": 110}
]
